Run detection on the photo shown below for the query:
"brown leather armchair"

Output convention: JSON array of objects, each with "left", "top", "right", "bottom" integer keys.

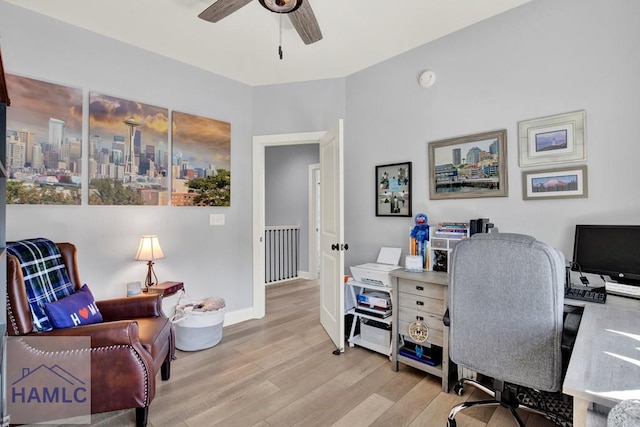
[{"left": 7, "top": 242, "right": 174, "bottom": 427}]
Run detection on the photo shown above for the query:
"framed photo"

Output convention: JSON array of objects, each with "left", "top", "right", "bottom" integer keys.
[
  {"left": 428, "top": 129, "right": 508, "bottom": 200},
  {"left": 376, "top": 162, "right": 411, "bottom": 217},
  {"left": 518, "top": 110, "right": 586, "bottom": 167},
  {"left": 522, "top": 165, "right": 588, "bottom": 200}
]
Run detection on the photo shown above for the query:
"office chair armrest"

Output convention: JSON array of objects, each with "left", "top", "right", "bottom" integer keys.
[{"left": 97, "top": 294, "right": 164, "bottom": 321}]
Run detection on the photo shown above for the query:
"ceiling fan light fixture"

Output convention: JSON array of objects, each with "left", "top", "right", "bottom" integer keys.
[{"left": 259, "top": 0, "right": 302, "bottom": 14}]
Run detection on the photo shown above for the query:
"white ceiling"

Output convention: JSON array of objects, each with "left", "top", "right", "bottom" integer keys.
[{"left": 5, "top": 0, "right": 532, "bottom": 86}]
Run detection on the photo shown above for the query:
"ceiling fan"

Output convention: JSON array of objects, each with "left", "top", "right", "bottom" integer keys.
[{"left": 198, "top": 0, "right": 323, "bottom": 45}]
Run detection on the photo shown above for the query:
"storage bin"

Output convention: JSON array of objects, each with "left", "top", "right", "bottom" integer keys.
[
  {"left": 360, "top": 318, "right": 391, "bottom": 348},
  {"left": 161, "top": 291, "right": 182, "bottom": 318},
  {"left": 172, "top": 297, "right": 225, "bottom": 351}
]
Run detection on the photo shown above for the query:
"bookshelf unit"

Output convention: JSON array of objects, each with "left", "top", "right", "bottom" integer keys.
[
  {"left": 429, "top": 223, "right": 469, "bottom": 273},
  {"left": 409, "top": 223, "right": 470, "bottom": 272}
]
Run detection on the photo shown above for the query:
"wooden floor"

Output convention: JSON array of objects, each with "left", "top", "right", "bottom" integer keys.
[{"left": 88, "top": 279, "right": 558, "bottom": 427}]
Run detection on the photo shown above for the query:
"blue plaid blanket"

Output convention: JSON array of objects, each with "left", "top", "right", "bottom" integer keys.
[{"left": 7, "top": 238, "right": 75, "bottom": 331}]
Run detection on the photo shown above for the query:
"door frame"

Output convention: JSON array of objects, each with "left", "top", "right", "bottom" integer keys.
[
  {"left": 308, "top": 163, "right": 320, "bottom": 281},
  {"left": 252, "top": 131, "right": 325, "bottom": 319}
]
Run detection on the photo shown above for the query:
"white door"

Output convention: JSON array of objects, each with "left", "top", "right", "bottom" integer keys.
[{"left": 319, "top": 120, "right": 345, "bottom": 353}]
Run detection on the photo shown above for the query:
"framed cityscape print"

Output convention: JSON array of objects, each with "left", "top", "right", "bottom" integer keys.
[
  {"left": 88, "top": 93, "right": 169, "bottom": 205},
  {"left": 522, "top": 165, "right": 588, "bottom": 200},
  {"left": 376, "top": 162, "right": 411, "bottom": 217},
  {"left": 172, "top": 111, "right": 231, "bottom": 206},
  {"left": 5, "top": 74, "right": 83, "bottom": 205},
  {"left": 428, "top": 129, "right": 508, "bottom": 200},
  {"left": 518, "top": 110, "right": 586, "bottom": 167}
]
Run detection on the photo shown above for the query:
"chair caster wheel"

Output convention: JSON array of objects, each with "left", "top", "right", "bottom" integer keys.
[
  {"left": 453, "top": 383, "right": 464, "bottom": 396},
  {"left": 447, "top": 419, "right": 457, "bottom": 427}
]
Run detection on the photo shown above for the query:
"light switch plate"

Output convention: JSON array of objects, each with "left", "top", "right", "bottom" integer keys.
[{"left": 209, "top": 213, "right": 225, "bottom": 226}]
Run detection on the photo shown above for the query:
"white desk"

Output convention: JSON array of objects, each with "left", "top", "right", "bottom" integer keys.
[{"left": 563, "top": 296, "right": 640, "bottom": 427}]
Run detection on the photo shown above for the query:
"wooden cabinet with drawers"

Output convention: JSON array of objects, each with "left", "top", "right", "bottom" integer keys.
[{"left": 390, "top": 269, "right": 451, "bottom": 392}]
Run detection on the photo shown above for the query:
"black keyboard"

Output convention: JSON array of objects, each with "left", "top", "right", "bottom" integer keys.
[{"left": 564, "top": 286, "right": 606, "bottom": 304}]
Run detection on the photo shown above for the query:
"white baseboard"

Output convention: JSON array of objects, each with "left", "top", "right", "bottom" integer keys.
[
  {"left": 265, "top": 272, "right": 313, "bottom": 287},
  {"left": 298, "top": 270, "right": 312, "bottom": 280},
  {"left": 223, "top": 307, "right": 256, "bottom": 326}
]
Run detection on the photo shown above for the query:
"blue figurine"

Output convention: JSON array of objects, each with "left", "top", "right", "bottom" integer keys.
[
  {"left": 411, "top": 213, "right": 430, "bottom": 244},
  {"left": 411, "top": 213, "right": 430, "bottom": 269}
]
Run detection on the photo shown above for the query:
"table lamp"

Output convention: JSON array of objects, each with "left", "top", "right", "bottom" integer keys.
[{"left": 135, "top": 235, "right": 165, "bottom": 289}]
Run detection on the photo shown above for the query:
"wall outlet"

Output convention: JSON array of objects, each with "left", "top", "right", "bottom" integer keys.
[{"left": 209, "top": 213, "right": 225, "bottom": 226}]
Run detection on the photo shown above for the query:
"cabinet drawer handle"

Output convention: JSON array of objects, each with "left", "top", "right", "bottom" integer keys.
[
  {"left": 416, "top": 286, "right": 424, "bottom": 291},
  {"left": 416, "top": 316, "right": 424, "bottom": 321},
  {"left": 416, "top": 301, "right": 424, "bottom": 306}
]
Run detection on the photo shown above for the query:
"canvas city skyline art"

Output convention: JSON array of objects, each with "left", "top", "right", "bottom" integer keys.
[
  {"left": 5, "top": 74, "right": 83, "bottom": 205},
  {"left": 6, "top": 76, "right": 231, "bottom": 207},
  {"left": 88, "top": 93, "right": 169, "bottom": 205},
  {"left": 172, "top": 111, "right": 231, "bottom": 207}
]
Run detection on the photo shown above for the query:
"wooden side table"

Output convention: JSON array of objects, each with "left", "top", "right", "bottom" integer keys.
[
  {"left": 143, "top": 281, "right": 184, "bottom": 318},
  {"left": 144, "top": 281, "right": 184, "bottom": 297}
]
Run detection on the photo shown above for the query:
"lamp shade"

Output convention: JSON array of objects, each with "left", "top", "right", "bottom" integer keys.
[{"left": 135, "top": 235, "right": 165, "bottom": 261}]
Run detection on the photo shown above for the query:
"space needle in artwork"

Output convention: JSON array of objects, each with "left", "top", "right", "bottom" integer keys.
[{"left": 124, "top": 117, "right": 140, "bottom": 182}]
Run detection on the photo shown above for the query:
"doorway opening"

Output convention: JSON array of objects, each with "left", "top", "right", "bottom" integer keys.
[
  {"left": 252, "top": 131, "right": 325, "bottom": 319},
  {"left": 253, "top": 122, "right": 345, "bottom": 352}
]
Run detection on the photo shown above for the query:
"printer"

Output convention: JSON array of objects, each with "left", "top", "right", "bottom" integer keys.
[{"left": 349, "top": 247, "right": 402, "bottom": 288}]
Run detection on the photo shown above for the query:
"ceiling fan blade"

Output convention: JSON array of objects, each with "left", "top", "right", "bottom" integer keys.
[
  {"left": 288, "top": 0, "right": 322, "bottom": 45},
  {"left": 198, "top": 0, "right": 253, "bottom": 23}
]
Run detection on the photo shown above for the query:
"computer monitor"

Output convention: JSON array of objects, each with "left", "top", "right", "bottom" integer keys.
[{"left": 572, "top": 224, "right": 640, "bottom": 286}]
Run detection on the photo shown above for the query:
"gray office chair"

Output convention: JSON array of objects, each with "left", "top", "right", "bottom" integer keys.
[{"left": 446, "top": 232, "right": 570, "bottom": 427}]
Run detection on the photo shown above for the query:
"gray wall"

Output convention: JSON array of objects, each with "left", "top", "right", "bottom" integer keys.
[
  {"left": 265, "top": 144, "right": 319, "bottom": 273},
  {"left": 343, "top": 0, "right": 640, "bottom": 269},
  {"left": 2, "top": 0, "right": 640, "bottom": 320},
  {"left": 252, "top": 79, "right": 346, "bottom": 135},
  {"left": 0, "top": 0, "right": 345, "bottom": 321},
  {"left": 1, "top": 1, "right": 254, "bottom": 314}
]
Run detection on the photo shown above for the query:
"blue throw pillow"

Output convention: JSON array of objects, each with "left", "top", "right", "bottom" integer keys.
[{"left": 43, "top": 284, "right": 103, "bottom": 329}]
